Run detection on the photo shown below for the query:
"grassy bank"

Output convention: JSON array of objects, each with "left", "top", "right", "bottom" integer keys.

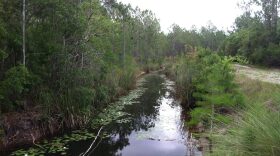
[
  {"left": 0, "top": 57, "right": 141, "bottom": 149},
  {"left": 210, "top": 75, "right": 280, "bottom": 156},
  {"left": 0, "top": 59, "right": 165, "bottom": 151},
  {"left": 163, "top": 49, "right": 280, "bottom": 155},
  {"left": 164, "top": 49, "right": 243, "bottom": 128}
]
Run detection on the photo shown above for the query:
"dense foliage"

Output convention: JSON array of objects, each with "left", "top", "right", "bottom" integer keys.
[
  {"left": 2, "top": 0, "right": 280, "bottom": 155},
  {"left": 191, "top": 50, "right": 243, "bottom": 126},
  {"left": 0, "top": 0, "right": 165, "bottom": 124},
  {"left": 165, "top": 24, "right": 226, "bottom": 56},
  {"left": 222, "top": 0, "right": 280, "bottom": 67},
  {"left": 166, "top": 49, "right": 243, "bottom": 127}
]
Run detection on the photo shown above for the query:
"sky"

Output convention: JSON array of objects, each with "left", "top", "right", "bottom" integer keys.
[{"left": 118, "top": 0, "right": 243, "bottom": 33}]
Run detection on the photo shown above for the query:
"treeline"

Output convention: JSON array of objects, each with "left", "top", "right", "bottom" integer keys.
[
  {"left": 2, "top": 0, "right": 258, "bottom": 117},
  {"left": 165, "top": 23, "right": 226, "bottom": 56},
  {"left": 2, "top": 0, "right": 279, "bottom": 116},
  {"left": 2, "top": 0, "right": 280, "bottom": 153},
  {"left": 165, "top": 0, "right": 280, "bottom": 67},
  {"left": 0, "top": 1, "right": 235, "bottom": 149},
  {"left": 222, "top": 0, "right": 280, "bottom": 66},
  {"left": 162, "top": 1, "right": 280, "bottom": 155},
  {"left": 0, "top": 0, "right": 165, "bottom": 123}
]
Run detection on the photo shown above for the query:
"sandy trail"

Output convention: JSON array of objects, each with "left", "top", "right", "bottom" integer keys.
[{"left": 235, "top": 64, "right": 280, "bottom": 85}]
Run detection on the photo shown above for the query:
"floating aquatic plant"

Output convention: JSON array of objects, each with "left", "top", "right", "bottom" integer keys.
[
  {"left": 11, "top": 77, "right": 147, "bottom": 156},
  {"left": 10, "top": 130, "right": 111, "bottom": 156},
  {"left": 91, "top": 79, "right": 147, "bottom": 128}
]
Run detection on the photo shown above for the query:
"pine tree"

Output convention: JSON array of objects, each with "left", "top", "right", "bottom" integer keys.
[{"left": 189, "top": 50, "right": 243, "bottom": 127}]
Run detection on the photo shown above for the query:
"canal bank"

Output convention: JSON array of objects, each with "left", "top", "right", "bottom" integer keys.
[{"left": 8, "top": 74, "right": 202, "bottom": 156}]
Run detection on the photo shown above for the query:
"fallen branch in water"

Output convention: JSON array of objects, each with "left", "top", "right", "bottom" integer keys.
[
  {"left": 81, "top": 126, "right": 103, "bottom": 156},
  {"left": 31, "top": 133, "right": 45, "bottom": 149},
  {"left": 87, "top": 137, "right": 103, "bottom": 156}
]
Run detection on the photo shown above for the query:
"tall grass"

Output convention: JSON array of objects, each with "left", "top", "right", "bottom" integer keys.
[
  {"left": 211, "top": 76, "right": 280, "bottom": 156},
  {"left": 34, "top": 56, "right": 140, "bottom": 129},
  {"left": 164, "top": 55, "right": 197, "bottom": 107}
]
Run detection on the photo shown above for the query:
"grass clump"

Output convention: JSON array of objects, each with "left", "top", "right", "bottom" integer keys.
[{"left": 211, "top": 76, "right": 280, "bottom": 156}]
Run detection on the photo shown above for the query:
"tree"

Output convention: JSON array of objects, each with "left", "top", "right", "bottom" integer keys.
[
  {"left": 261, "top": 0, "right": 278, "bottom": 40},
  {"left": 222, "top": 0, "right": 280, "bottom": 66},
  {"left": 22, "top": 0, "right": 26, "bottom": 66},
  {"left": 189, "top": 50, "right": 242, "bottom": 127}
]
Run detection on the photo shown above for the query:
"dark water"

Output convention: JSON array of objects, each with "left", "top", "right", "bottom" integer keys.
[
  {"left": 7, "top": 74, "right": 202, "bottom": 156},
  {"left": 68, "top": 74, "right": 201, "bottom": 156}
]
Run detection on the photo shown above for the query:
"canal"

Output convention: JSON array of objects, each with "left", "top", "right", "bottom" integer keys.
[{"left": 10, "top": 74, "right": 202, "bottom": 156}]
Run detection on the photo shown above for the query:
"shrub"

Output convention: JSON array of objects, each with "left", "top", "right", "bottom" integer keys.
[
  {"left": 173, "top": 55, "right": 198, "bottom": 106},
  {"left": 263, "top": 43, "right": 280, "bottom": 66},
  {"left": 165, "top": 49, "right": 243, "bottom": 127},
  {"left": 226, "top": 55, "right": 249, "bottom": 65},
  {"left": 0, "top": 65, "right": 32, "bottom": 112},
  {"left": 188, "top": 50, "right": 243, "bottom": 126}
]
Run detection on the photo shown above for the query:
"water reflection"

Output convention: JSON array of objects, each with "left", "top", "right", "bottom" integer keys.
[{"left": 69, "top": 74, "right": 201, "bottom": 156}]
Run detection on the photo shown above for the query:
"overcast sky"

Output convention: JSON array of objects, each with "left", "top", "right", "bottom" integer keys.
[{"left": 118, "top": 0, "right": 243, "bottom": 33}]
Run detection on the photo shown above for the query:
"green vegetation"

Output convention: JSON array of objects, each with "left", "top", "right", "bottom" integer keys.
[
  {"left": 222, "top": 0, "right": 280, "bottom": 67},
  {"left": 91, "top": 78, "right": 146, "bottom": 128},
  {"left": 208, "top": 1, "right": 280, "bottom": 155},
  {"left": 0, "top": 0, "right": 168, "bottom": 150},
  {"left": 1, "top": 0, "right": 280, "bottom": 155},
  {"left": 164, "top": 1, "right": 280, "bottom": 155},
  {"left": 166, "top": 49, "right": 243, "bottom": 127},
  {"left": 10, "top": 75, "right": 146, "bottom": 155},
  {"left": 0, "top": 0, "right": 163, "bottom": 124},
  {"left": 190, "top": 50, "right": 243, "bottom": 127},
  {"left": 227, "top": 55, "right": 250, "bottom": 65},
  {"left": 211, "top": 76, "right": 280, "bottom": 156},
  {"left": 165, "top": 23, "right": 226, "bottom": 56},
  {"left": 11, "top": 129, "right": 110, "bottom": 156}
]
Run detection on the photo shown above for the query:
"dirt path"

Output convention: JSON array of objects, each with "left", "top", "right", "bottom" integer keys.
[{"left": 235, "top": 64, "right": 280, "bottom": 84}]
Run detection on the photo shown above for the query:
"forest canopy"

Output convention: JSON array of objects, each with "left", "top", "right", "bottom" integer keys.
[{"left": 1, "top": 0, "right": 280, "bottom": 115}]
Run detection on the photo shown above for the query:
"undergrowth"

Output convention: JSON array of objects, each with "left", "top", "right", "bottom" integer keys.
[{"left": 210, "top": 76, "right": 280, "bottom": 156}]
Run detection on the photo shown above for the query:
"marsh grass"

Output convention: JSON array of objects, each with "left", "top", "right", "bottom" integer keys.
[
  {"left": 210, "top": 75, "right": 280, "bottom": 156},
  {"left": 10, "top": 77, "right": 147, "bottom": 156}
]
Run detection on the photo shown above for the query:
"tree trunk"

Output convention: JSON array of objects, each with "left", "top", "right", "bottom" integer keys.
[
  {"left": 122, "top": 21, "right": 126, "bottom": 67},
  {"left": 112, "top": 26, "right": 115, "bottom": 53},
  {"left": 137, "top": 27, "right": 140, "bottom": 57},
  {"left": 22, "top": 0, "right": 26, "bottom": 66},
  {"left": 81, "top": 53, "right": 84, "bottom": 69},
  {"left": 210, "top": 104, "right": 214, "bottom": 134},
  {"left": 271, "top": 0, "right": 278, "bottom": 41},
  {"left": 261, "top": 0, "right": 278, "bottom": 42}
]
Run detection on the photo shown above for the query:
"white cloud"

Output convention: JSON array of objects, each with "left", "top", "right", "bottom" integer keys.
[{"left": 118, "top": 0, "right": 243, "bottom": 33}]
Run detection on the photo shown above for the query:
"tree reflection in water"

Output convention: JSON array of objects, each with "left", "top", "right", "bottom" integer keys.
[{"left": 69, "top": 74, "right": 201, "bottom": 156}]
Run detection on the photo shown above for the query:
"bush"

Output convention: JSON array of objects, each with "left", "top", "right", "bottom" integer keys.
[
  {"left": 0, "top": 65, "right": 32, "bottom": 112},
  {"left": 172, "top": 55, "right": 198, "bottom": 106},
  {"left": 166, "top": 48, "right": 243, "bottom": 127},
  {"left": 119, "top": 66, "right": 137, "bottom": 91},
  {"left": 190, "top": 50, "right": 243, "bottom": 126},
  {"left": 226, "top": 55, "right": 249, "bottom": 65},
  {"left": 263, "top": 43, "right": 280, "bottom": 66}
]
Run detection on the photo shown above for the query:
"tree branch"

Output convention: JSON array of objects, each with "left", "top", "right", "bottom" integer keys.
[{"left": 81, "top": 126, "right": 103, "bottom": 156}]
